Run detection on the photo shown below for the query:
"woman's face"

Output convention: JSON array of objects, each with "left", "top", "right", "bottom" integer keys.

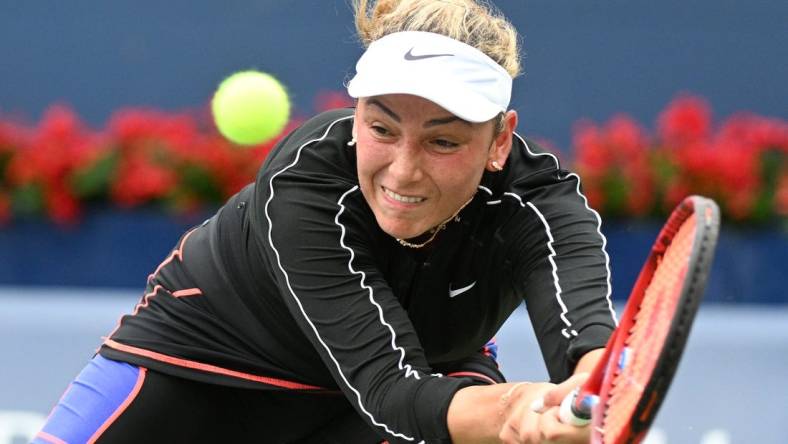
[{"left": 353, "top": 94, "right": 514, "bottom": 241}]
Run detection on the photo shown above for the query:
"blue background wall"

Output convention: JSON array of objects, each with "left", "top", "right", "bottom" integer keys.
[
  {"left": 2, "top": 0, "right": 787, "bottom": 296},
  {"left": 2, "top": 0, "right": 786, "bottom": 149}
]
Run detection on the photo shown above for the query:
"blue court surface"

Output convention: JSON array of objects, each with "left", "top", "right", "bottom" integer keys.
[{"left": 1, "top": 287, "right": 786, "bottom": 443}]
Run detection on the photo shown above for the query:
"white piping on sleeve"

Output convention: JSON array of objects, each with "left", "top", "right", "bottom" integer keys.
[
  {"left": 502, "top": 192, "right": 575, "bottom": 338},
  {"left": 513, "top": 133, "right": 619, "bottom": 326},
  {"left": 264, "top": 116, "right": 421, "bottom": 442},
  {"left": 335, "top": 187, "right": 425, "bottom": 382}
]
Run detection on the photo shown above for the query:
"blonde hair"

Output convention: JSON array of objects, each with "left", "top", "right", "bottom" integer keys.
[{"left": 353, "top": 0, "right": 521, "bottom": 78}]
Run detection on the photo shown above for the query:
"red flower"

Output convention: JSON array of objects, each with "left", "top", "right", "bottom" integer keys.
[
  {"left": 573, "top": 115, "right": 654, "bottom": 216},
  {"left": 581, "top": 184, "right": 606, "bottom": 212},
  {"left": 110, "top": 155, "right": 178, "bottom": 207},
  {"left": 663, "top": 179, "right": 692, "bottom": 212},
  {"left": 0, "top": 191, "right": 10, "bottom": 224},
  {"left": 574, "top": 120, "right": 610, "bottom": 175},
  {"left": 0, "top": 119, "right": 29, "bottom": 154},
  {"left": 776, "top": 173, "right": 788, "bottom": 216},
  {"left": 607, "top": 115, "right": 648, "bottom": 155},
  {"left": 3, "top": 105, "right": 109, "bottom": 223},
  {"left": 314, "top": 91, "right": 354, "bottom": 112},
  {"left": 1, "top": 91, "right": 785, "bottom": 225},
  {"left": 658, "top": 95, "right": 712, "bottom": 147},
  {"left": 46, "top": 188, "right": 81, "bottom": 225}
]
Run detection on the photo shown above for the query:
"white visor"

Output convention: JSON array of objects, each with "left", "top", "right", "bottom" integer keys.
[{"left": 347, "top": 31, "right": 512, "bottom": 123}]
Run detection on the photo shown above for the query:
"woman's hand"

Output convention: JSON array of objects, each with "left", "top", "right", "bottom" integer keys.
[{"left": 498, "top": 373, "right": 591, "bottom": 444}]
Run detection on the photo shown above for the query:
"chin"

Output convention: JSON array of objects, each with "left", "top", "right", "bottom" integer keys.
[{"left": 377, "top": 216, "right": 429, "bottom": 241}]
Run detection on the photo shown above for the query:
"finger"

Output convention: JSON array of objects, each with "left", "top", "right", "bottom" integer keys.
[
  {"left": 539, "top": 407, "right": 591, "bottom": 444},
  {"left": 500, "top": 383, "right": 553, "bottom": 444},
  {"left": 529, "top": 396, "right": 546, "bottom": 414},
  {"left": 517, "top": 386, "right": 555, "bottom": 444},
  {"left": 516, "top": 404, "right": 542, "bottom": 444},
  {"left": 498, "top": 421, "right": 520, "bottom": 444},
  {"left": 540, "top": 372, "right": 590, "bottom": 410}
]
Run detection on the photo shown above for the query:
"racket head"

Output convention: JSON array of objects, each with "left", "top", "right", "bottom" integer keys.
[{"left": 584, "top": 195, "right": 720, "bottom": 444}]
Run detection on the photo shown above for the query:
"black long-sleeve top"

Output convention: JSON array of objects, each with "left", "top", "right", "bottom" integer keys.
[{"left": 100, "top": 108, "right": 617, "bottom": 443}]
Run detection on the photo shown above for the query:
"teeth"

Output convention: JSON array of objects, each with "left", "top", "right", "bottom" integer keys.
[{"left": 384, "top": 187, "right": 425, "bottom": 204}]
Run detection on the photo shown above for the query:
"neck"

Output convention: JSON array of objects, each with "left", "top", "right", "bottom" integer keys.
[{"left": 396, "top": 193, "right": 476, "bottom": 249}]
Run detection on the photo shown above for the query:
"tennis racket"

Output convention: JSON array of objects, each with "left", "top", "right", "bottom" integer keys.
[{"left": 559, "top": 195, "right": 720, "bottom": 444}]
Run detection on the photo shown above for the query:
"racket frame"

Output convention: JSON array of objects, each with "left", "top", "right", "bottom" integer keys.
[{"left": 568, "top": 196, "right": 720, "bottom": 444}]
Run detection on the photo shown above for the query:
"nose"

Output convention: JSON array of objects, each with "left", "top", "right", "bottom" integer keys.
[{"left": 388, "top": 138, "right": 424, "bottom": 184}]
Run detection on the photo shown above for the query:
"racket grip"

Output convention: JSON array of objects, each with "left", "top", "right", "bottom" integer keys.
[{"left": 558, "top": 388, "right": 595, "bottom": 426}]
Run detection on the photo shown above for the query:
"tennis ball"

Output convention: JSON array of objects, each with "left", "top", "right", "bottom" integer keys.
[{"left": 211, "top": 70, "right": 290, "bottom": 146}]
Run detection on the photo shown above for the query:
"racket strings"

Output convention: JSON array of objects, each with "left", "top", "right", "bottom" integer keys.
[{"left": 601, "top": 214, "right": 697, "bottom": 443}]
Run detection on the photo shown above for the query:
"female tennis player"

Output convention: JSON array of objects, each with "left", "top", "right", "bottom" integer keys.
[{"left": 35, "top": 1, "right": 616, "bottom": 443}]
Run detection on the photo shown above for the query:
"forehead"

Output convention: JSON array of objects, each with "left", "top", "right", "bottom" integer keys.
[
  {"left": 362, "top": 94, "right": 447, "bottom": 112},
  {"left": 360, "top": 95, "right": 474, "bottom": 128}
]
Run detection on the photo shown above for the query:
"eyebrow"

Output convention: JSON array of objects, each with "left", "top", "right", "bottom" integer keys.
[{"left": 367, "top": 98, "right": 472, "bottom": 128}]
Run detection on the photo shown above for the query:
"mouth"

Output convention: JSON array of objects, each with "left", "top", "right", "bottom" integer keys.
[{"left": 382, "top": 187, "right": 426, "bottom": 204}]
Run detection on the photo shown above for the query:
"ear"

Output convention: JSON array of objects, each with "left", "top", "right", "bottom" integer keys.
[{"left": 486, "top": 110, "right": 518, "bottom": 172}]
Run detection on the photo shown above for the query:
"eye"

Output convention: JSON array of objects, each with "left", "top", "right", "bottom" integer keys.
[
  {"left": 432, "top": 138, "right": 459, "bottom": 150},
  {"left": 370, "top": 124, "right": 391, "bottom": 137}
]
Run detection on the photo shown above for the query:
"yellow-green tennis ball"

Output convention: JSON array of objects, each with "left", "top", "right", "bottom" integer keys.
[{"left": 211, "top": 70, "right": 290, "bottom": 145}]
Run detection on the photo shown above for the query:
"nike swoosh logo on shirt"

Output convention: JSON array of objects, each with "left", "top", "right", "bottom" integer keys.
[
  {"left": 404, "top": 47, "right": 455, "bottom": 61},
  {"left": 449, "top": 281, "right": 476, "bottom": 298}
]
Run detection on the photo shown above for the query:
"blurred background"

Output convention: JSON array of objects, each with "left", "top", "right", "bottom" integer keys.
[{"left": 1, "top": 1, "right": 787, "bottom": 442}]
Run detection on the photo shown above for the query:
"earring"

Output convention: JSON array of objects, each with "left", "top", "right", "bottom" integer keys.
[
  {"left": 347, "top": 138, "right": 356, "bottom": 147},
  {"left": 491, "top": 160, "right": 503, "bottom": 171}
]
